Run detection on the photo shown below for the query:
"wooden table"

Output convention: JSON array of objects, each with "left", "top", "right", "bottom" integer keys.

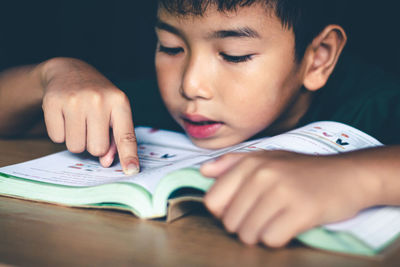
[{"left": 0, "top": 138, "right": 399, "bottom": 266}]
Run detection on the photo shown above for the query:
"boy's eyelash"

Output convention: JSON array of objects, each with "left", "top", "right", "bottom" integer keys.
[
  {"left": 158, "top": 45, "right": 184, "bottom": 55},
  {"left": 158, "top": 45, "right": 253, "bottom": 64},
  {"left": 220, "top": 53, "right": 254, "bottom": 63}
]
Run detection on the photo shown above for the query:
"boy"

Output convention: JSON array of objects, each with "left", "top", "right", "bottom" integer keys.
[{"left": 1, "top": 0, "right": 400, "bottom": 248}]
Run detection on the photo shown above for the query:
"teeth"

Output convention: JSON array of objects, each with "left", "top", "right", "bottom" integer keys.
[
  {"left": 192, "top": 121, "right": 215, "bottom": 125},
  {"left": 186, "top": 119, "right": 216, "bottom": 125}
]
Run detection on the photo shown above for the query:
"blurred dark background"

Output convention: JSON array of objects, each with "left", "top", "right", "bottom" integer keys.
[
  {"left": 0, "top": 1, "right": 399, "bottom": 82},
  {"left": 0, "top": 1, "right": 158, "bottom": 81}
]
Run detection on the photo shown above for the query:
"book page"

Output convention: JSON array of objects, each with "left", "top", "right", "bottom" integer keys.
[
  {"left": 324, "top": 206, "right": 400, "bottom": 251},
  {"left": 236, "top": 121, "right": 382, "bottom": 154},
  {"left": 0, "top": 148, "right": 205, "bottom": 191},
  {"left": 0, "top": 127, "right": 249, "bottom": 193},
  {"left": 0, "top": 122, "right": 383, "bottom": 194},
  {"left": 0, "top": 146, "right": 207, "bottom": 192}
]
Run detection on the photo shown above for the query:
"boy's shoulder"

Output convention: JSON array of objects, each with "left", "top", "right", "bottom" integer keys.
[{"left": 300, "top": 52, "right": 400, "bottom": 144}]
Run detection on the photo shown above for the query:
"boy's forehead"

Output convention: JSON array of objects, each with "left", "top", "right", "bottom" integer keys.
[
  {"left": 156, "top": 4, "right": 289, "bottom": 38},
  {"left": 157, "top": 2, "right": 273, "bottom": 20}
]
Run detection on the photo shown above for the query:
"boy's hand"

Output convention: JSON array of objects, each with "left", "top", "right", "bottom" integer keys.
[
  {"left": 40, "top": 58, "right": 139, "bottom": 175},
  {"left": 200, "top": 151, "right": 371, "bottom": 248}
]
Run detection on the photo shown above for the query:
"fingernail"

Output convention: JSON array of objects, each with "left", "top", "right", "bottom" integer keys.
[{"left": 124, "top": 163, "right": 140, "bottom": 175}]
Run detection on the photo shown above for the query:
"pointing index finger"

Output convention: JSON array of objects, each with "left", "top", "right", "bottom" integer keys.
[{"left": 111, "top": 105, "right": 140, "bottom": 175}]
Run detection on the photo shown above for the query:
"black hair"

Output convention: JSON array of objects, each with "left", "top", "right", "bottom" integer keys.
[{"left": 157, "top": 0, "right": 344, "bottom": 61}]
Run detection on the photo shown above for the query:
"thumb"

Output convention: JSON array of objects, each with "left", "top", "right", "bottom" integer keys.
[{"left": 200, "top": 153, "right": 246, "bottom": 178}]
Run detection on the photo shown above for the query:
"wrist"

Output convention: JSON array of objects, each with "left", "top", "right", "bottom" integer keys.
[
  {"left": 39, "top": 57, "right": 73, "bottom": 88},
  {"left": 341, "top": 153, "right": 383, "bottom": 209},
  {"left": 39, "top": 57, "right": 109, "bottom": 92}
]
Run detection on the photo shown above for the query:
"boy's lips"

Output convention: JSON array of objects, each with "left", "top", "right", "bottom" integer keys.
[{"left": 181, "top": 114, "right": 223, "bottom": 139}]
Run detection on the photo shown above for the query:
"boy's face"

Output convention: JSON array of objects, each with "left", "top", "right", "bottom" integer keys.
[{"left": 155, "top": 4, "right": 311, "bottom": 149}]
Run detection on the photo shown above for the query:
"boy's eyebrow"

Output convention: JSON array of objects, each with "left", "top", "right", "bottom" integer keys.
[
  {"left": 155, "top": 19, "right": 182, "bottom": 36},
  {"left": 207, "top": 27, "right": 261, "bottom": 39},
  {"left": 155, "top": 18, "right": 260, "bottom": 39}
]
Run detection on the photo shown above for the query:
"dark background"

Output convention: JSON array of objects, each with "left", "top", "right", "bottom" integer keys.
[{"left": 0, "top": 1, "right": 399, "bottom": 81}]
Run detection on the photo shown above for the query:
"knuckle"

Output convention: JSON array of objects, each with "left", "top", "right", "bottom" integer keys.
[
  {"left": 66, "top": 142, "right": 85, "bottom": 154},
  {"left": 250, "top": 171, "right": 268, "bottom": 185},
  {"left": 222, "top": 217, "right": 236, "bottom": 233},
  {"left": 240, "top": 155, "right": 260, "bottom": 169},
  {"left": 203, "top": 196, "right": 215, "bottom": 212},
  {"left": 203, "top": 196, "right": 221, "bottom": 217},
  {"left": 88, "top": 145, "right": 108, "bottom": 157},
  {"left": 247, "top": 164, "right": 280, "bottom": 186},
  {"left": 66, "top": 91, "right": 80, "bottom": 106},
  {"left": 262, "top": 235, "right": 287, "bottom": 248},
  {"left": 88, "top": 90, "right": 105, "bottom": 107},
  {"left": 112, "top": 90, "right": 130, "bottom": 105},
  {"left": 119, "top": 132, "right": 137, "bottom": 144},
  {"left": 45, "top": 124, "right": 64, "bottom": 143},
  {"left": 42, "top": 93, "right": 58, "bottom": 111},
  {"left": 259, "top": 168, "right": 279, "bottom": 182},
  {"left": 41, "top": 95, "right": 51, "bottom": 109},
  {"left": 49, "top": 133, "right": 64, "bottom": 143},
  {"left": 238, "top": 231, "right": 257, "bottom": 245}
]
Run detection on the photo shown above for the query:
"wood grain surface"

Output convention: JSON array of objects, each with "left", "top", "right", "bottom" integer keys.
[{"left": 0, "top": 138, "right": 399, "bottom": 266}]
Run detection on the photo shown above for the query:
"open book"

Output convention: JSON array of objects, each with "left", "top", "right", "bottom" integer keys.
[{"left": 1, "top": 121, "right": 400, "bottom": 257}]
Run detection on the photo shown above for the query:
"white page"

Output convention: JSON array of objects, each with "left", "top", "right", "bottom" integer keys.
[
  {"left": 237, "top": 121, "right": 382, "bottom": 154},
  {"left": 0, "top": 147, "right": 203, "bottom": 190},
  {"left": 324, "top": 206, "right": 400, "bottom": 250},
  {"left": 0, "top": 122, "right": 385, "bottom": 195},
  {"left": 0, "top": 146, "right": 209, "bottom": 192},
  {"left": 0, "top": 127, "right": 251, "bottom": 193}
]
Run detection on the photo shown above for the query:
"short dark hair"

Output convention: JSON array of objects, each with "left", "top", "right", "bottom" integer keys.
[{"left": 157, "top": 0, "right": 344, "bottom": 61}]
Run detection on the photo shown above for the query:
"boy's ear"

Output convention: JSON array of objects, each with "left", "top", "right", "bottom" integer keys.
[{"left": 302, "top": 25, "right": 347, "bottom": 91}]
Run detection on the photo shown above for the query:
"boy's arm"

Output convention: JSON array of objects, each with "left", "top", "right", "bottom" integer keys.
[
  {"left": 0, "top": 64, "right": 45, "bottom": 136},
  {"left": 200, "top": 146, "right": 400, "bottom": 247},
  {"left": 0, "top": 58, "right": 139, "bottom": 174}
]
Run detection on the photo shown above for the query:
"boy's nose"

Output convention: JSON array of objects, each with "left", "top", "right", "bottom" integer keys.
[{"left": 180, "top": 55, "right": 214, "bottom": 100}]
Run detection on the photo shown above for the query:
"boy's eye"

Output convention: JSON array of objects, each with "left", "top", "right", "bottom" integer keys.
[
  {"left": 220, "top": 53, "right": 254, "bottom": 63},
  {"left": 158, "top": 45, "right": 184, "bottom": 55}
]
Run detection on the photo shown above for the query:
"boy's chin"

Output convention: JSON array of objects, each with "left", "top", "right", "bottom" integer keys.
[{"left": 188, "top": 135, "right": 245, "bottom": 150}]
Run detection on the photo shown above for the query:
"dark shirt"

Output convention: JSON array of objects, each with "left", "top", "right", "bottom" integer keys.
[
  {"left": 118, "top": 53, "right": 400, "bottom": 145},
  {"left": 299, "top": 52, "right": 400, "bottom": 145}
]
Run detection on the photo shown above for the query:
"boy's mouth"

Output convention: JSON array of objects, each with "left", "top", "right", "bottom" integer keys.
[{"left": 181, "top": 114, "right": 223, "bottom": 139}]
